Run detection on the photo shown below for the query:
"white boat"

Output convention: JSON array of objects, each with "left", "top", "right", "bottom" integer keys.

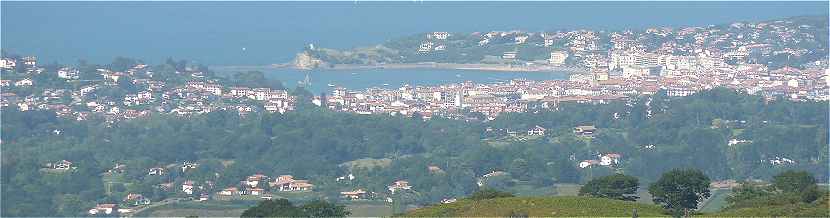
[{"left": 328, "top": 83, "right": 335, "bottom": 87}]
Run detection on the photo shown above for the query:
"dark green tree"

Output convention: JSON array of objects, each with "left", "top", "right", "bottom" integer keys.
[
  {"left": 301, "top": 199, "right": 350, "bottom": 217},
  {"left": 469, "top": 188, "right": 514, "bottom": 200},
  {"left": 648, "top": 169, "right": 711, "bottom": 216},
  {"left": 240, "top": 199, "right": 305, "bottom": 218},
  {"left": 772, "top": 170, "right": 816, "bottom": 193},
  {"left": 578, "top": 173, "right": 640, "bottom": 201}
]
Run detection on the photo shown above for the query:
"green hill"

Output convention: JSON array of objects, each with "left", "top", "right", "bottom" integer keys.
[
  {"left": 703, "top": 194, "right": 829, "bottom": 217},
  {"left": 401, "top": 196, "right": 668, "bottom": 217}
]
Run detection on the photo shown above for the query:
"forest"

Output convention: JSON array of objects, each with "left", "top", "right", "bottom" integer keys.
[{"left": 1, "top": 87, "right": 827, "bottom": 217}]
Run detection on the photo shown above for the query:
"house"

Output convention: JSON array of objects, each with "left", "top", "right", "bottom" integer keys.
[
  {"left": 57, "top": 68, "right": 80, "bottom": 79},
  {"left": 270, "top": 175, "right": 314, "bottom": 191},
  {"left": 477, "top": 171, "right": 507, "bottom": 186},
  {"left": 219, "top": 187, "right": 240, "bottom": 196},
  {"left": 52, "top": 160, "right": 73, "bottom": 170},
  {"left": 336, "top": 173, "right": 355, "bottom": 182},
  {"left": 270, "top": 175, "right": 295, "bottom": 190},
  {"left": 88, "top": 204, "right": 117, "bottom": 215},
  {"left": 573, "top": 125, "right": 596, "bottom": 137},
  {"left": 599, "top": 153, "right": 622, "bottom": 166},
  {"left": 0, "top": 58, "right": 16, "bottom": 69},
  {"left": 182, "top": 180, "right": 195, "bottom": 195},
  {"left": 148, "top": 167, "right": 165, "bottom": 176},
  {"left": 14, "top": 78, "right": 33, "bottom": 87},
  {"left": 249, "top": 188, "right": 265, "bottom": 196},
  {"left": 432, "top": 32, "right": 450, "bottom": 40},
  {"left": 181, "top": 162, "right": 199, "bottom": 172},
  {"left": 549, "top": 51, "right": 569, "bottom": 66},
  {"left": 578, "top": 160, "right": 600, "bottom": 168},
  {"left": 527, "top": 125, "right": 546, "bottom": 136},
  {"left": 123, "top": 193, "right": 150, "bottom": 206},
  {"left": 0, "top": 80, "right": 11, "bottom": 87},
  {"left": 388, "top": 180, "right": 412, "bottom": 193},
  {"left": 288, "top": 180, "right": 314, "bottom": 191},
  {"left": 340, "top": 189, "right": 368, "bottom": 200},
  {"left": 22, "top": 56, "right": 36, "bottom": 68},
  {"left": 441, "top": 198, "right": 458, "bottom": 204},
  {"left": 246, "top": 174, "right": 269, "bottom": 188}
]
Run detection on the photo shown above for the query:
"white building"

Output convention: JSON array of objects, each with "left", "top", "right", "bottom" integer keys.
[{"left": 549, "top": 51, "right": 569, "bottom": 66}]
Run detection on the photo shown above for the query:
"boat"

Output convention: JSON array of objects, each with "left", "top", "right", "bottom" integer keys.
[
  {"left": 383, "top": 83, "right": 389, "bottom": 86},
  {"left": 327, "top": 83, "right": 335, "bottom": 87}
]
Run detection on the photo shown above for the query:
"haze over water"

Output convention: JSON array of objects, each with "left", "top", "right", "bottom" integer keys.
[{"left": 2, "top": 1, "right": 827, "bottom": 65}]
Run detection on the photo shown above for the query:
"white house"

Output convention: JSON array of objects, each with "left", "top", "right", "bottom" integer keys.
[
  {"left": 579, "top": 160, "right": 599, "bottom": 168},
  {"left": 599, "top": 153, "right": 622, "bottom": 166},
  {"left": 432, "top": 32, "right": 450, "bottom": 40},
  {"left": 549, "top": 51, "right": 569, "bottom": 66},
  {"left": 148, "top": 167, "right": 165, "bottom": 176},
  {"left": 57, "top": 68, "right": 80, "bottom": 79},
  {"left": 88, "top": 204, "right": 117, "bottom": 215},
  {"left": 219, "top": 187, "right": 240, "bottom": 196},
  {"left": 527, "top": 125, "right": 546, "bottom": 136},
  {"left": 182, "top": 180, "right": 195, "bottom": 195},
  {"left": 340, "top": 189, "right": 368, "bottom": 200},
  {"left": 14, "top": 78, "right": 33, "bottom": 87},
  {"left": 0, "top": 58, "right": 16, "bottom": 70},
  {"left": 388, "top": 180, "right": 412, "bottom": 193}
]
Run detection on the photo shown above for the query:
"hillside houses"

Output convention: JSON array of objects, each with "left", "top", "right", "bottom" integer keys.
[
  {"left": 270, "top": 175, "right": 315, "bottom": 192},
  {"left": 388, "top": 180, "right": 412, "bottom": 193}
]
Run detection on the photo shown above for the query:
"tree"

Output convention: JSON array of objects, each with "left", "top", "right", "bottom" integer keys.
[
  {"left": 772, "top": 170, "right": 816, "bottom": 193},
  {"left": 110, "top": 57, "right": 138, "bottom": 72},
  {"left": 241, "top": 199, "right": 349, "bottom": 218},
  {"left": 648, "top": 169, "right": 711, "bottom": 216},
  {"left": 470, "top": 188, "right": 514, "bottom": 200},
  {"left": 301, "top": 199, "right": 350, "bottom": 217},
  {"left": 578, "top": 174, "right": 640, "bottom": 201},
  {"left": 241, "top": 199, "right": 305, "bottom": 218}
]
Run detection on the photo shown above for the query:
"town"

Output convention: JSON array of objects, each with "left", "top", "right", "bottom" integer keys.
[{"left": 1, "top": 15, "right": 828, "bottom": 217}]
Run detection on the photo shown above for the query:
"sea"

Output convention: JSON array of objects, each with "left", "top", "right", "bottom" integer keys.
[{"left": 2, "top": 1, "right": 827, "bottom": 92}]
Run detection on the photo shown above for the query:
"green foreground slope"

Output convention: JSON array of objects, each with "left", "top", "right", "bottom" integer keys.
[{"left": 402, "top": 196, "right": 667, "bottom": 217}]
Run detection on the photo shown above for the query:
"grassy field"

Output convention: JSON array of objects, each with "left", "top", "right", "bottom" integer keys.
[
  {"left": 402, "top": 196, "right": 668, "bottom": 217},
  {"left": 345, "top": 201, "right": 393, "bottom": 217},
  {"left": 699, "top": 189, "right": 732, "bottom": 213},
  {"left": 702, "top": 198, "right": 829, "bottom": 217},
  {"left": 133, "top": 201, "right": 255, "bottom": 217},
  {"left": 509, "top": 183, "right": 557, "bottom": 196},
  {"left": 340, "top": 158, "right": 392, "bottom": 171},
  {"left": 553, "top": 183, "right": 581, "bottom": 196}
]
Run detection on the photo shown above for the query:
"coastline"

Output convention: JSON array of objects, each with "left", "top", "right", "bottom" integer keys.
[{"left": 211, "top": 63, "right": 586, "bottom": 74}]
